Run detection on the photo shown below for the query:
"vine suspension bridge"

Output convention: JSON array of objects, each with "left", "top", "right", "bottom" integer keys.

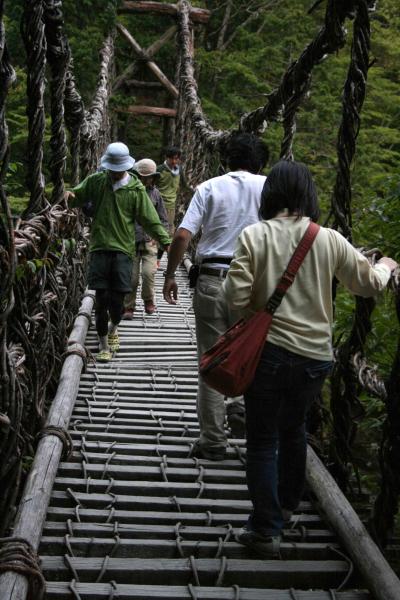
[{"left": 0, "top": 1, "right": 400, "bottom": 599}]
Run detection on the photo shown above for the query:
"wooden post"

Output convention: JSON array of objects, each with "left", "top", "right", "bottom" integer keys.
[
  {"left": 306, "top": 445, "right": 400, "bottom": 600},
  {"left": 113, "top": 25, "right": 177, "bottom": 92},
  {"left": 125, "top": 79, "right": 163, "bottom": 88},
  {"left": 118, "top": 1, "right": 210, "bottom": 24},
  {"left": 116, "top": 23, "right": 179, "bottom": 98},
  {"left": 114, "top": 105, "right": 176, "bottom": 117},
  {"left": 0, "top": 293, "right": 95, "bottom": 600}
]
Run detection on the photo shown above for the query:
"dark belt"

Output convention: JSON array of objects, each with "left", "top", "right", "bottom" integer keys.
[
  {"left": 202, "top": 256, "right": 232, "bottom": 265},
  {"left": 199, "top": 266, "right": 228, "bottom": 278}
]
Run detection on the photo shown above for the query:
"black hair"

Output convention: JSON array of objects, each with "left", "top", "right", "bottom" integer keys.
[
  {"left": 165, "top": 146, "right": 182, "bottom": 158},
  {"left": 260, "top": 160, "right": 320, "bottom": 222},
  {"left": 224, "top": 132, "right": 269, "bottom": 174}
]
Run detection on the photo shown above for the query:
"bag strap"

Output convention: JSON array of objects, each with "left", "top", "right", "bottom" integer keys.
[{"left": 266, "top": 221, "right": 320, "bottom": 314}]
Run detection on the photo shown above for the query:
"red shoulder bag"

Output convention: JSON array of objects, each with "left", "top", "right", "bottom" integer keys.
[{"left": 199, "top": 222, "right": 320, "bottom": 396}]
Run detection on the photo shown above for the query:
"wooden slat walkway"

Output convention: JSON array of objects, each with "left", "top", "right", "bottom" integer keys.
[{"left": 40, "top": 262, "right": 372, "bottom": 599}]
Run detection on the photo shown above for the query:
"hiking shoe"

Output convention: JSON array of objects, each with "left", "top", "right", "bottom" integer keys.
[
  {"left": 227, "top": 402, "right": 246, "bottom": 438},
  {"left": 190, "top": 440, "right": 226, "bottom": 462},
  {"left": 122, "top": 308, "right": 134, "bottom": 320},
  {"left": 108, "top": 332, "right": 120, "bottom": 352},
  {"left": 236, "top": 526, "right": 280, "bottom": 558},
  {"left": 144, "top": 300, "right": 156, "bottom": 315},
  {"left": 97, "top": 349, "right": 112, "bottom": 363}
]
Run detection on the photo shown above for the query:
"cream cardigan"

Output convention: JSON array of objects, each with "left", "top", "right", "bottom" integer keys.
[{"left": 222, "top": 216, "right": 391, "bottom": 361}]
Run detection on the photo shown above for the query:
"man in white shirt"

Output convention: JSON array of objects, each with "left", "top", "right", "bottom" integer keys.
[{"left": 163, "top": 133, "right": 269, "bottom": 460}]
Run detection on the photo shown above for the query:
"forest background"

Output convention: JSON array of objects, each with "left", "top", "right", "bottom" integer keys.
[{"left": 2, "top": 0, "right": 400, "bottom": 483}]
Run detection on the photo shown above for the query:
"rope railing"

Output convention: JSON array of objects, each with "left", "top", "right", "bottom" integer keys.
[
  {"left": 21, "top": 0, "right": 47, "bottom": 217},
  {"left": 43, "top": 0, "right": 70, "bottom": 205},
  {"left": 175, "top": 0, "right": 227, "bottom": 190},
  {"left": 326, "top": 1, "right": 374, "bottom": 487},
  {"left": 0, "top": 0, "right": 114, "bottom": 537},
  {"left": 173, "top": 0, "right": 400, "bottom": 548}
]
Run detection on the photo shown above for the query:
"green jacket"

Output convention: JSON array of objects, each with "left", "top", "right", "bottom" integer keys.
[
  {"left": 71, "top": 171, "right": 171, "bottom": 257},
  {"left": 157, "top": 163, "right": 180, "bottom": 208}
]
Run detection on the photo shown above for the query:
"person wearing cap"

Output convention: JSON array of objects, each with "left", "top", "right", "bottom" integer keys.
[
  {"left": 65, "top": 142, "right": 171, "bottom": 362},
  {"left": 157, "top": 146, "right": 182, "bottom": 236},
  {"left": 122, "top": 159, "right": 168, "bottom": 318}
]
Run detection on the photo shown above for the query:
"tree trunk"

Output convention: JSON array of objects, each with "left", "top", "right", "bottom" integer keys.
[{"left": 216, "top": 0, "right": 233, "bottom": 50}]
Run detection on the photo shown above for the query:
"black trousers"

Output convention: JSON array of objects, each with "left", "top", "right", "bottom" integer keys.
[{"left": 95, "top": 289, "right": 125, "bottom": 337}]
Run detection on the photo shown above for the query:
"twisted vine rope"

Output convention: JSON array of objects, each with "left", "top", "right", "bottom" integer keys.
[
  {"left": 0, "top": 0, "right": 17, "bottom": 534},
  {"left": 64, "top": 61, "right": 85, "bottom": 185},
  {"left": 174, "top": 0, "right": 400, "bottom": 545},
  {"left": 21, "top": 0, "right": 47, "bottom": 217},
  {"left": 43, "top": 0, "right": 70, "bottom": 204},
  {"left": 370, "top": 281, "right": 400, "bottom": 547},
  {"left": 0, "top": 0, "right": 113, "bottom": 536},
  {"left": 327, "top": 0, "right": 377, "bottom": 493},
  {"left": 175, "top": 0, "right": 227, "bottom": 191},
  {"left": 0, "top": 537, "right": 45, "bottom": 600},
  {"left": 80, "top": 33, "right": 115, "bottom": 177}
]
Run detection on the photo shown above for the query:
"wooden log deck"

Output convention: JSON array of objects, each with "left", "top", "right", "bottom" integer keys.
[{"left": 2, "top": 261, "right": 400, "bottom": 599}]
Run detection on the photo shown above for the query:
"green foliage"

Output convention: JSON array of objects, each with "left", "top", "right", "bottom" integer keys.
[
  {"left": 15, "top": 257, "right": 53, "bottom": 281},
  {"left": 3, "top": 2, "right": 119, "bottom": 214},
  {"left": 61, "top": 0, "right": 119, "bottom": 101},
  {"left": 197, "top": 0, "right": 400, "bottom": 213}
]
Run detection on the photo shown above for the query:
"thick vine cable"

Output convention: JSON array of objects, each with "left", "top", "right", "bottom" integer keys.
[
  {"left": 43, "top": 0, "right": 70, "bottom": 205},
  {"left": 21, "top": 0, "right": 47, "bottom": 217},
  {"left": 0, "top": 0, "right": 17, "bottom": 536},
  {"left": 371, "top": 280, "right": 400, "bottom": 547},
  {"left": 0, "top": 0, "right": 113, "bottom": 535},
  {"left": 328, "top": 0, "right": 375, "bottom": 492}
]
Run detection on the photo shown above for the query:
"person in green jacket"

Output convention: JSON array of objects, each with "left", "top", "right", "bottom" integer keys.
[
  {"left": 65, "top": 142, "right": 171, "bottom": 362},
  {"left": 157, "top": 146, "right": 182, "bottom": 236}
]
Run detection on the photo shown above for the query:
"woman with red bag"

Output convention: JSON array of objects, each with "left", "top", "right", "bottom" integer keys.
[{"left": 222, "top": 160, "right": 397, "bottom": 557}]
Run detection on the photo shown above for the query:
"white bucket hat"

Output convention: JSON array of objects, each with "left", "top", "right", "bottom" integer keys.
[
  {"left": 100, "top": 142, "right": 135, "bottom": 172},
  {"left": 134, "top": 158, "right": 160, "bottom": 178}
]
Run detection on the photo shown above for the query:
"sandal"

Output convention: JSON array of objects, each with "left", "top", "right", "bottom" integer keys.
[
  {"left": 97, "top": 349, "right": 112, "bottom": 362},
  {"left": 108, "top": 332, "right": 120, "bottom": 352}
]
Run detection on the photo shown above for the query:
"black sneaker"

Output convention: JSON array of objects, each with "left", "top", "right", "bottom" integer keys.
[
  {"left": 190, "top": 440, "right": 226, "bottom": 461},
  {"left": 236, "top": 526, "right": 280, "bottom": 558}
]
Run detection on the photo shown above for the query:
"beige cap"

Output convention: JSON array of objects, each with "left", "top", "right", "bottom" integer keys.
[{"left": 134, "top": 158, "right": 160, "bottom": 178}]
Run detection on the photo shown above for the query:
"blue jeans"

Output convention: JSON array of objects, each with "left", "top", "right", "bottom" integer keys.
[{"left": 244, "top": 342, "right": 332, "bottom": 536}]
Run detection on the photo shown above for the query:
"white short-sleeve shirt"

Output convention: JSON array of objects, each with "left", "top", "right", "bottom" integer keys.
[{"left": 179, "top": 171, "right": 266, "bottom": 268}]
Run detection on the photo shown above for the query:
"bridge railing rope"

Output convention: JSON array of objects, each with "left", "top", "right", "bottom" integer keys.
[
  {"left": 0, "top": 0, "right": 114, "bottom": 535},
  {"left": 173, "top": 0, "right": 400, "bottom": 549}
]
